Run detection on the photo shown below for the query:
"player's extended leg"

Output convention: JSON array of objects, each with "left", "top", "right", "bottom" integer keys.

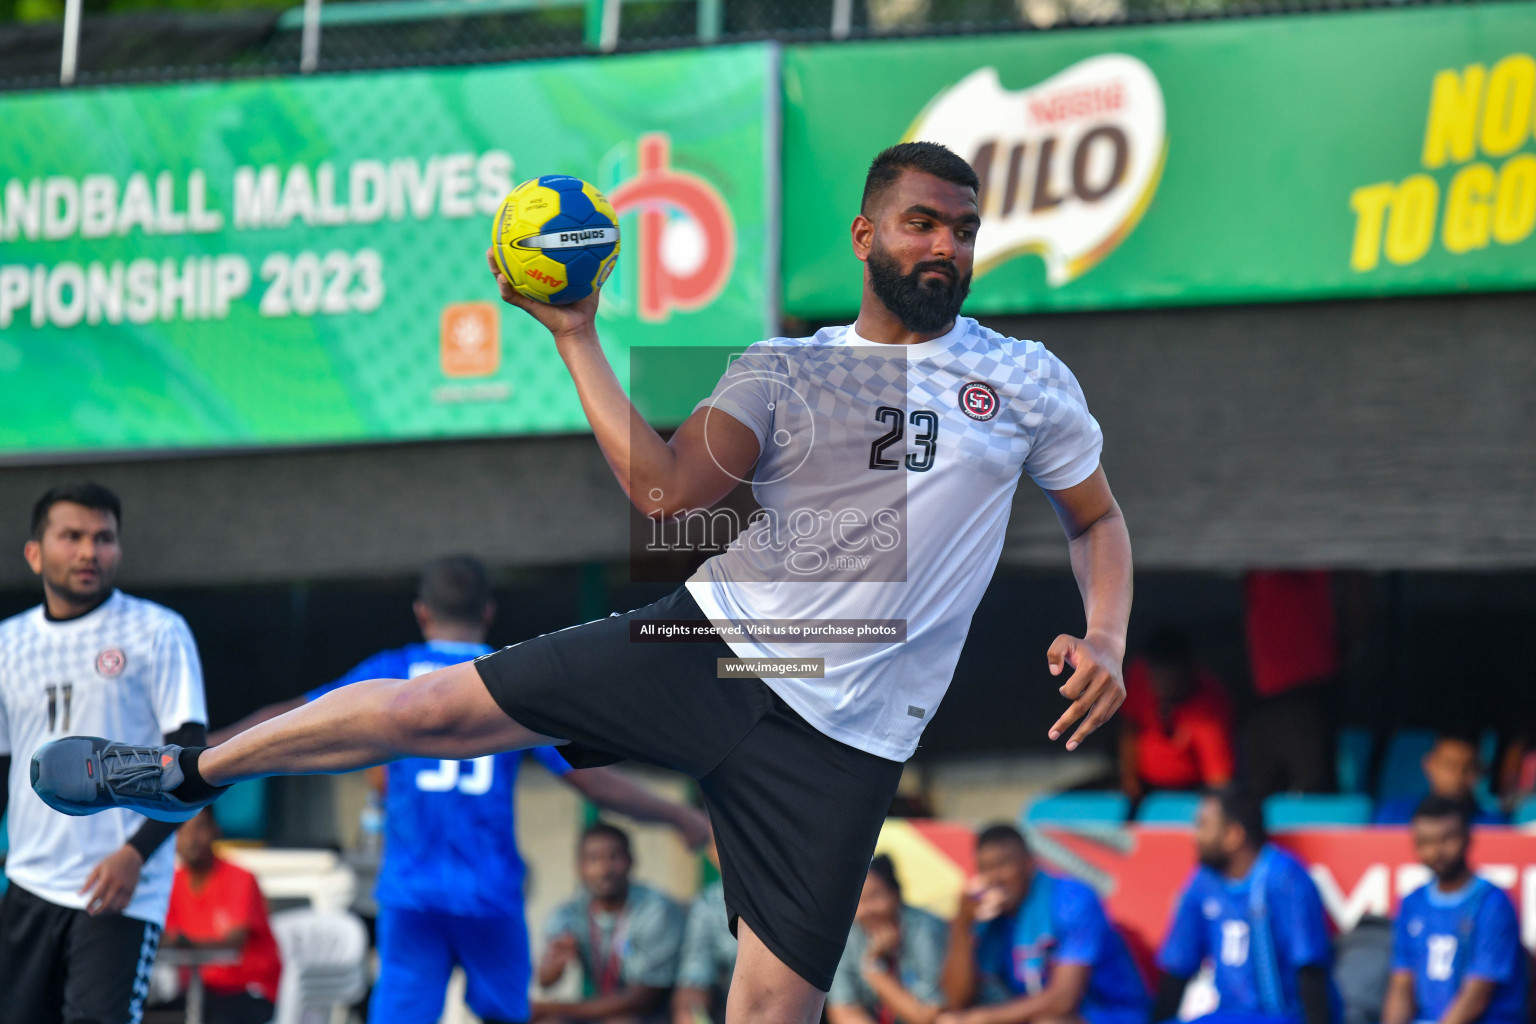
[
  {"left": 725, "top": 921, "right": 826, "bottom": 1024},
  {"left": 31, "top": 661, "right": 560, "bottom": 820},
  {"left": 198, "top": 661, "right": 555, "bottom": 785}
]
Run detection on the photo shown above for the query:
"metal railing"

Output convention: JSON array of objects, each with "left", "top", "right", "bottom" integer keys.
[{"left": 0, "top": 0, "right": 1522, "bottom": 92}]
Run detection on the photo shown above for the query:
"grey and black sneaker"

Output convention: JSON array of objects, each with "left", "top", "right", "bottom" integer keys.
[{"left": 31, "top": 736, "right": 206, "bottom": 823}]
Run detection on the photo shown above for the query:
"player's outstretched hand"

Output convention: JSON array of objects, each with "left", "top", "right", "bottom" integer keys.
[
  {"left": 81, "top": 844, "right": 143, "bottom": 915},
  {"left": 486, "top": 248, "right": 600, "bottom": 343},
  {"left": 1046, "top": 633, "right": 1126, "bottom": 752}
]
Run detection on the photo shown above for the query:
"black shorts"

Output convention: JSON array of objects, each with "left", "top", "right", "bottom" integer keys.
[
  {"left": 0, "top": 882, "right": 163, "bottom": 1024},
  {"left": 474, "top": 586, "right": 904, "bottom": 991}
]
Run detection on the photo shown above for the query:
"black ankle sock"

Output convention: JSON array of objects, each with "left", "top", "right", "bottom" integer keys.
[{"left": 172, "top": 747, "right": 228, "bottom": 803}]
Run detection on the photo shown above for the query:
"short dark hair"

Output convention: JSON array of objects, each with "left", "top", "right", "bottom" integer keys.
[
  {"left": 31, "top": 483, "right": 122, "bottom": 540},
  {"left": 976, "top": 821, "right": 1029, "bottom": 853},
  {"left": 1412, "top": 794, "right": 1473, "bottom": 832},
  {"left": 579, "top": 821, "right": 632, "bottom": 858},
  {"left": 416, "top": 555, "right": 492, "bottom": 626},
  {"left": 1433, "top": 729, "right": 1480, "bottom": 752},
  {"left": 861, "top": 142, "right": 980, "bottom": 216},
  {"left": 868, "top": 853, "right": 903, "bottom": 902},
  {"left": 1211, "top": 788, "right": 1267, "bottom": 849}
]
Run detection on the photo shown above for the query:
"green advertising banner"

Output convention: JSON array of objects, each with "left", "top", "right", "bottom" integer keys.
[
  {"left": 782, "top": 4, "right": 1536, "bottom": 317},
  {"left": 0, "top": 44, "right": 775, "bottom": 457}
]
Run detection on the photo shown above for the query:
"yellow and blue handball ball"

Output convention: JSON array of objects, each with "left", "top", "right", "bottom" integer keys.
[{"left": 491, "top": 175, "right": 621, "bottom": 305}]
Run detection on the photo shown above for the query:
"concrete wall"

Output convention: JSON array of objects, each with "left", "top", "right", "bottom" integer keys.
[
  {"left": 993, "top": 291, "right": 1536, "bottom": 570},
  {"left": 3, "top": 291, "right": 1531, "bottom": 589}
]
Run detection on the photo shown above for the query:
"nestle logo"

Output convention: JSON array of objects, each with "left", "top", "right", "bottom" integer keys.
[{"left": 1028, "top": 82, "right": 1126, "bottom": 125}]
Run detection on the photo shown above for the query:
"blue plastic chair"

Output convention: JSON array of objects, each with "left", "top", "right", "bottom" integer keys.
[
  {"left": 1265, "top": 793, "right": 1373, "bottom": 831},
  {"left": 1336, "top": 727, "right": 1375, "bottom": 795},
  {"left": 1135, "top": 791, "right": 1204, "bottom": 826},
  {"left": 1376, "top": 729, "right": 1437, "bottom": 801},
  {"left": 1022, "top": 792, "right": 1130, "bottom": 828}
]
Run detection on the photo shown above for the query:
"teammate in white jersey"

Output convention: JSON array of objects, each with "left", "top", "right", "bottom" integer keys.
[
  {"left": 35, "top": 143, "right": 1133, "bottom": 1024},
  {"left": 3, "top": 483, "right": 209, "bottom": 1024}
]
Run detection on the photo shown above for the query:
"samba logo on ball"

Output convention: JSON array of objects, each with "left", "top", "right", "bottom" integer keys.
[{"left": 492, "top": 175, "right": 621, "bottom": 305}]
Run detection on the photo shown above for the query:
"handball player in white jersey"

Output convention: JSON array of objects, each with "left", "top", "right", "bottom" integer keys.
[
  {"left": 35, "top": 142, "right": 1134, "bottom": 1024},
  {"left": 3, "top": 483, "right": 209, "bottom": 1024}
]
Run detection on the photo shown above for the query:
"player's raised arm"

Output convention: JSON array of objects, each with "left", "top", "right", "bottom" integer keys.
[
  {"left": 486, "top": 249, "right": 759, "bottom": 518},
  {"left": 1041, "top": 466, "right": 1133, "bottom": 750}
]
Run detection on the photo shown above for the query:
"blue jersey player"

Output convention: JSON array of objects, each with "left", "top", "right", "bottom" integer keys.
[
  {"left": 939, "top": 823, "right": 1150, "bottom": 1024},
  {"left": 1155, "top": 791, "right": 1338, "bottom": 1024},
  {"left": 1383, "top": 797, "right": 1527, "bottom": 1024},
  {"left": 215, "top": 557, "right": 711, "bottom": 1024}
]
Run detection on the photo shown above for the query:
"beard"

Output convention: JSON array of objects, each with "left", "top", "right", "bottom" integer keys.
[
  {"left": 1434, "top": 854, "right": 1470, "bottom": 883},
  {"left": 1197, "top": 847, "right": 1228, "bottom": 873},
  {"left": 867, "top": 240, "right": 971, "bottom": 333},
  {"left": 45, "top": 563, "right": 114, "bottom": 606}
]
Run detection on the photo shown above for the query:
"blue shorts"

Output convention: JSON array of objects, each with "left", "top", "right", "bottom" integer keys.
[
  {"left": 1089, "top": 1008, "right": 1156, "bottom": 1024},
  {"left": 369, "top": 906, "right": 532, "bottom": 1024}
]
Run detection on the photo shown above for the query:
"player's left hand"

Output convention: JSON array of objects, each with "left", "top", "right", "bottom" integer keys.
[
  {"left": 80, "top": 844, "right": 143, "bottom": 916},
  {"left": 1045, "top": 633, "right": 1125, "bottom": 752}
]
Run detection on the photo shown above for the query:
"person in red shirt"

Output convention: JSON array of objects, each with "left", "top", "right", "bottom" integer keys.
[
  {"left": 1243, "top": 570, "right": 1339, "bottom": 795},
  {"left": 163, "top": 808, "right": 283, "bottom": 1024},
  {"left": 1119, "top": 628, "right": 1234, "bottom": 800}
]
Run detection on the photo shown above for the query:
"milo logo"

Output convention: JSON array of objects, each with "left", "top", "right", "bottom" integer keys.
[{"left": 907, "top": 55, "right": 1167, "bottom": 285}]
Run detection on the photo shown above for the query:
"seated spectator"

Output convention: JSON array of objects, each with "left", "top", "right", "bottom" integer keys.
[
  {"left": 1119, "top": 628, "right": 1235, "bottom": 799},
  {"left": 161, "top": 808, "right": 282, "bottom": 1024},
  {"left": 1381, "top": 796, "right": 1528, "bottom": 1024},
  {"left": 939, "top": 824, "right": 1149, "bottom": 1024},
  {"left": 1155, "top": 790, "right": 1338, "bottom": 1024},
  {"left": 536, "top": 822, "right": 685, "bottom": 1024},
  {"left": 1374, "top": 734, "right": 1508, "bottom": 826},
  {"left": 827, "top": 855, "right": 949, "bottom": 1024},
  {"left": 672, "top": 841, "right": 736, "bottom": 1024},
  {"left": 1494, "top": 730, "right": 1535, "bottom": 815}
]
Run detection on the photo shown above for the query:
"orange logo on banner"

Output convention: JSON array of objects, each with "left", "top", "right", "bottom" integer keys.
[{"left": 440, "top": 303, "right": 501, "bottom": 378}]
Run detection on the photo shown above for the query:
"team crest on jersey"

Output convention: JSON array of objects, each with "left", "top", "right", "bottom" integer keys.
[
  {"left": 1203, "top": 898, "right": 1222, "bottom": 920},
  {"left": 959, "top": 381, "right": 1000, "bottom": 421},
  {"left": 96, "top": 648, "right": 126, "bottom": 676}
]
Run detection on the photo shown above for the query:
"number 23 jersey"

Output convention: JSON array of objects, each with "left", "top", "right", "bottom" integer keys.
[{"left": 687, "top": 317, "right": 1103, "bottom": 762}]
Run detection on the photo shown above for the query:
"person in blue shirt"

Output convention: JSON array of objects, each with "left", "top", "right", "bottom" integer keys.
[
  {"left": 1154, "top": 790, "right": 1338, "bottom": 1024},
  {"left": 1374, "top": 735, "right": 1507, "bottom": 827},
  {"left": 1382, "top": 796, "right": 1527, "bottom": 1024},
  {"left": 214, "top": 556, "right": 711, "bottom": 1024},
  {"left": 938, "top": 823, "right": 1150, "bottom": 1024}
]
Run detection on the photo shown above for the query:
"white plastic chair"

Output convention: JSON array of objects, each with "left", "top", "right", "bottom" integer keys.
[{"left": 269, "top": 908, "right": 369, "bottom": 1024}]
